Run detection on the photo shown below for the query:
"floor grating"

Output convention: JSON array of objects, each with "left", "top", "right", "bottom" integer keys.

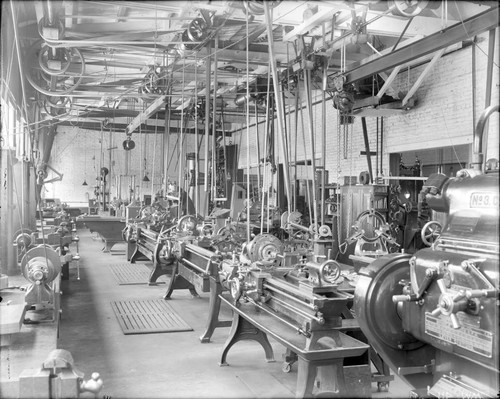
[
  {"left": 109, "top": 263, "right": 167, "bottom": 285},
  {"left": 111, "top": 299, "right": 192, "bottom": 334}
]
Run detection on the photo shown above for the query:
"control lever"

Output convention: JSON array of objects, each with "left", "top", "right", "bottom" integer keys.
[
  {"left": 393, "top": 267, "right": 438, "bottom": 303},
  {"left": 398, "top": 360, "right": 435, "bottom": 375}
]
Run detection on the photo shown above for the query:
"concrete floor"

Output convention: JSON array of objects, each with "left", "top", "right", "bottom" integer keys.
[{"left": 1, "top": 228, "right": 413, "bottom": 398}]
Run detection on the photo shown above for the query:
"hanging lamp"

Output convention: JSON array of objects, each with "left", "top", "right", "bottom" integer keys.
[
  {"left": 142, "top": 157, "right": 150, "bottom": 182},
  {"left": 83, "top": 132, "right": 88, "bottom": 185}
]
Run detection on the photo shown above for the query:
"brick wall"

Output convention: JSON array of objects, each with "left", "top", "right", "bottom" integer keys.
[
  {"left": 46, "top": 125, "right": 204, "bottom": 203},
  {"left": 235, "top": 30, "right": 499, "bottom": 186}
]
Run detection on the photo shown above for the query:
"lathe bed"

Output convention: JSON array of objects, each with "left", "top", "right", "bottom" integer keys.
[{"left": 218, "top": 295, "right": 372, "bottom": 398}]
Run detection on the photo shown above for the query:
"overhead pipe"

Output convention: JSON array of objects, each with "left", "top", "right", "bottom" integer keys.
[
  {"left": 481, "top": 29, "right": 496, "bottom": 152},
  {"left": 471, "top": 104, "right": 499, "bottom": 171},
  {"left": 36, "top": 125, "right": 57, "bottom": 202}
]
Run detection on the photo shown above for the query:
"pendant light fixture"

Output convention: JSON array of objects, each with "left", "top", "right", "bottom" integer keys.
[
  {"left": 82, "top": 132, "right": 88, "bottom": 186},
  {"left": 142, "top": 157, "right": 150, "bottom": 182},
  {"left": 142, "top": 128, "right": 149, "bottom": 182}
]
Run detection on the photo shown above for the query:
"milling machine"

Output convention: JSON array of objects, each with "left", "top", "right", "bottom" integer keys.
[{"left": 354, "top": 105, "right": 499, "bottom": 398}]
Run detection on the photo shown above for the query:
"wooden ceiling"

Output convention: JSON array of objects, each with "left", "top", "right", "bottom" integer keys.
[{"left": 9, "top": 0, "right": 499, "bottom": 132}]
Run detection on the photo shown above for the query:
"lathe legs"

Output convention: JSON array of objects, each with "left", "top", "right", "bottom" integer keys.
[
  {"left": 148, "top": 261, "right": 171, "bottom": 285},
  {"left": 163, "top": 262, "right": 198, "bottom": 299},
  {"left": 295, "top": 358, "right": 345, "bottom": 399},
  {"left": 219, "top": 313, "right": 275, "bottom": 366},
  {"left": 199, "top": 277, "right": 231, "bottom": 343}
]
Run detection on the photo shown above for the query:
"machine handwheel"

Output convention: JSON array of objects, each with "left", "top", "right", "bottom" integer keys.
[
  {"left": 421, "top": 220, "right": 442, "bottom": 246},
  {"left": 176, "top": 215, "right": 198, "bottom": 233}
]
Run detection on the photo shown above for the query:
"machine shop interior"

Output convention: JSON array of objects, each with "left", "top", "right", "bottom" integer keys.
[{"left": 1, "top": 1, "right": 499, "bottom": 398}]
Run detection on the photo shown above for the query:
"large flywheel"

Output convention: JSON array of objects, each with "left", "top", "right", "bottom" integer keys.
[
  {"left": 354, "top": 253, "right": 421, "bottom": 350},
  {"left": 353, "top": 253, "right": 436, "bottom": 391}
]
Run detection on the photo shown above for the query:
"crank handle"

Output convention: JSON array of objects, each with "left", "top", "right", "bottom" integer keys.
[{"left": 466, "top": 289, "right": 497, "bottom": 299}]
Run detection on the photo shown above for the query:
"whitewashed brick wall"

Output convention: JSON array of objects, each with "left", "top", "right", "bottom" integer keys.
[{"left": 235, "top": 30, "right": 499, "bottom": 185}]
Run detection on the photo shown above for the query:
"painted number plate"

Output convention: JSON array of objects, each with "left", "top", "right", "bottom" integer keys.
[{"left": 470, "top": 192, "right": 499, "bottom": 208}]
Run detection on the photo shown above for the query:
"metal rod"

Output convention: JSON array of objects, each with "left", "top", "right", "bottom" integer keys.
[
  {"left": 46, "top": 0, "right": 54, "bottom": 24},
  {"left": 288, "top": 221, "right": 310, "bottom": 232},
  {"left": 303, "top": 65, "right": 318, "bottom": 228},
  {"left": 376, "top": 117, "right": 379, "bottom": 178},
  {"left": 260, "top": 65, "right": 271, "bottom": 234},
  {"left": 472, "top": 37, "right": 476, "bottom": 142},
  {"left": 392, "top": 17, "right": 414, "bottom": 52},
  {"left": 361, "top": 117, "right": 374, "bottom": 184},
  {"left": 212, "top": 35, "right": 219, "bottom": 203},
  {"left": 194, "top": 53, "right": 199, "bottom": 214},
  {"left": 204, "top": 43, "right": 211, "bottom": 195},
  {"left": 267, "top": 293, "right": 323, "bottom": 323},
  {"left": 255, "top": 103, "right": 261, "bottom": 193},
  {"left": 297, "top": 104, "right": 313, "bottom": 222},
  {"left": 179, "top": 257, "right": 210, "bottom": 276},
  {"left": 380, "top": 117, "right": 384, "bottom": 175},
  {"left": 321, "top": 37, "right": 327, "bottom": 226},
  {"left": 177, "top": 89, "right": 185, "bottom": 219},
  {"left": 264, "top": 3, "right": 292, "bottom": 215},
  {"left": 262, "top": 282, "right": 318, "bottom": 312},
  {"left": 247, "top": 298, "right": 310, "bottom": 337},
  {"left": 245, "top": 11, "right": 252, "bottom": 242}
]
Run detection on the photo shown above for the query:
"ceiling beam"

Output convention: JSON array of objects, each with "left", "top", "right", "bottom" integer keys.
[
  {"left": 57, "top": 121, "right": 231, "bottom": 136},
  {"left": 344, "top": 7, "right": 498, "bottom": 84},
  {"left": 125, "top": 95, "right": 166, "bottom": 135}
]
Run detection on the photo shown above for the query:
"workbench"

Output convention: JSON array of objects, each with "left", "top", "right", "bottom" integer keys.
[
  {"left": 218, "top": 295, "right": 372, "bottom": 398},
  {"left": 78, "top": 215, "right": 125, "bottom": 252}
]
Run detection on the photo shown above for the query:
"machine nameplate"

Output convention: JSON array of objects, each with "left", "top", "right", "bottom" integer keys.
[
  {"left": 425, "top": 313, "right": 493, "bottom": 358},
  {"left": 470, "top": 192, "right": 499, "bottom": 208}
]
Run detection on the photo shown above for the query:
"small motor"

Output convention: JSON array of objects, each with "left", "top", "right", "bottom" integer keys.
[{"left": 21, "top": 244, "right": 61, "bottom": 306}]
